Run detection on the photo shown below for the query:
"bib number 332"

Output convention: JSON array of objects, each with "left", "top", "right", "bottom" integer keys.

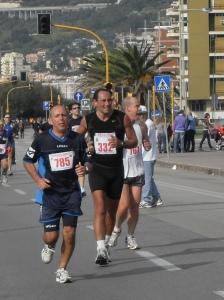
[{"left": 49, "top": 151, "right": 74, "bottom": 171}]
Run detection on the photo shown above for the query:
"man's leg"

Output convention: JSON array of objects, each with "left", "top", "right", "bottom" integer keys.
[
  {"left": 58, "top": 226, "right": 76, "bottom": 269},
  {"left": 127, "top": 185, "right": 142, "bottom": 235}
]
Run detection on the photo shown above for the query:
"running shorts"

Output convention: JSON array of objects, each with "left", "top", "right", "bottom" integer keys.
[{"left": 123, "top": 174, "right": 145, "bottom": 187}]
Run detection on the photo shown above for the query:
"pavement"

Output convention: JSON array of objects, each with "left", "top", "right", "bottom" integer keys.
[{"left": 157, "top": 147, "right": 224, "bottom": 176}]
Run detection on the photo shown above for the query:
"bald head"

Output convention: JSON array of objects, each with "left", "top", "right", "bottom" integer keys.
[{"left": 123, "top": 96, "right": 140, "bottom": 121}]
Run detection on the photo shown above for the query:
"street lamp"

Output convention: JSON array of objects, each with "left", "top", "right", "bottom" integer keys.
[{"left": 6, "top": 83, "right": 32, "bottom": 114}]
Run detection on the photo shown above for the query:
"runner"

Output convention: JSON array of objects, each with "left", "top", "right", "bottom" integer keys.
[
  {"left": 23, "top": 105, "right": 87, "bottom": 283},
  {"left": 0, "top": 120, "right": 12, "bottom": 184},
  {"left": 69, "top": 102, "right": 87, "bottom": 197},
  {"left": 108, "top": 96, "right": 151, "bottom": 250},
  {"left": 77, "top": 87, "right": 137, "bottom": 265}
]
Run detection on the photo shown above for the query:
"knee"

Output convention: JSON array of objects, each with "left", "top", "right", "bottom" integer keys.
[{"left": 63, "top": 227, "right": 75, "bottom": 244}]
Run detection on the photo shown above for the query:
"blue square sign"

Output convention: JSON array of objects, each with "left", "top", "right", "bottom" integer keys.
[{"left": 154, "top": 75, "right": 171, "bottom": 93}]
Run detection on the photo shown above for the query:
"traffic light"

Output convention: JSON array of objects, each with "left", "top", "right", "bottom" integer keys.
[{"left": 38, "top": 13, "right": 51, "bottom": 34}]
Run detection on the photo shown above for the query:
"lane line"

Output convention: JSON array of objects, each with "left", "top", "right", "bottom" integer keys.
[
  {"left": 14, "top": 189, "right": 27, "bottom": 195},
  {"left": 86, "top": 225, "right": 181, "bottom": 272},
  {"left": 214, "top": 291, "right": 224, "bottom": 298},
  {"left": 1, "top": 183, "right": 10, "bottom": 187},
  {"left": 158, "top": 180, "right": 224, "bottom": 200},
  {"left": 136, "top": 250, "right": 181, "bottom": 272}
]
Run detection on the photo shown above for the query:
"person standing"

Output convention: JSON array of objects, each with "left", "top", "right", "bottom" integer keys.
[
  {"left": 77, "top": 88, "right": 137, "bottom": 265},
  {"left": 199, "top": 112, "right": 214, "bottom": 150},
  {"left": 3, "top": 114, "right": 14, "bottom": 175},
  {"left": 69, "top": 102, "right": 86, "bottom": 197},
  {"left": 108, "top": 96, "right": 150, "bottom": 250},
  {"left": 155, "top": 116, "right": 167, "bottom": 154},
  {"left": 173, "top": 110, "right": 186, "bottom": 153},
  {"left": 138, "top": 106, "right": 163, "bottom": 208},
  {"left": 23, "top": 105, "right": 87, "bottom": 283},
  {"left": 184, "top": 112, "right": 196, "bottom": 152}
]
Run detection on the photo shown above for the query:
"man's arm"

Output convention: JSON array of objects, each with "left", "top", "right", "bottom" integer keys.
[
  {"left": 24, "top": 162, "right": 51, "bottom": 190},
  {"left": 138, "top": 120, "right": 151, "bottom": 151},
  {"left": 76, "top": 117, "right": 88, "bottom": 135},
  {"left": 123, "top": 114, "right": 138, "bottom": 149}
]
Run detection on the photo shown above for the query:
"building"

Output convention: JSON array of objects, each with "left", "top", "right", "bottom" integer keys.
[
  {"left": 167, "top": 0, "right": 224, "bottom": 119},
  {"left": 1, "top": 52, "right": 31, "bottom": 81}
]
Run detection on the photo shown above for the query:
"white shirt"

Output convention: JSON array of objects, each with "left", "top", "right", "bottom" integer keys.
[
  {"left": 123, "top": 122, "right": 144, "bottom": 178},
  {"left": 142, "top": 118, "right": 157, "bottom": 161}
]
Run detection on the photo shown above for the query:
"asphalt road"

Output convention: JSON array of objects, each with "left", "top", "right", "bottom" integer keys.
[{"left": 1, "top": 129, "right": 224, "bottom": 300}]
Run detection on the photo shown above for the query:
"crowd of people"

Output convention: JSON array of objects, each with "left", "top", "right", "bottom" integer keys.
[{"left": 23, "top": 89, "right": 165, "bottom": 284}]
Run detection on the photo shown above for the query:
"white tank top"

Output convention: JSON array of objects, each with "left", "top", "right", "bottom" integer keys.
[{"left": 123, "top": 122, "right": 144, "bottom": 178}]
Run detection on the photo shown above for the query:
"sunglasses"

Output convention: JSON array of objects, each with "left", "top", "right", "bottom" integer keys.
[{"left": 72, "top": 107, "right": 80, "bottom": 110}]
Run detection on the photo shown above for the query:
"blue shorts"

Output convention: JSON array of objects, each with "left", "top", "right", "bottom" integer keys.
[{"left": 40, "top": 190, "right": 83, "bottom": 231}]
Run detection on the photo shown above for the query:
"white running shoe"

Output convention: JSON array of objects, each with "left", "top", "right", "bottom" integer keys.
[
  {"left": 139, "top": 201, "right": 154, "bottom": 208},
  {"left": 126, "top": 236, "right": 140, "bottom": 250},
  {"left": 56, "top": 268, "right": 72, "bottom": 284},
  {"left": 108, "top": 230, "right": 121, "bottom": 247},
  {"left": 156, "top": 198, "right": 163, "bottom": 206},
  {"left": 41, "top": 244, "right": 55, "bottom": 264},
  {"left": 2, "top": 175, "right": 8, "bottom": 185},
  {"left": 95, "top": 247, "right": 109, "bottom": 265}
]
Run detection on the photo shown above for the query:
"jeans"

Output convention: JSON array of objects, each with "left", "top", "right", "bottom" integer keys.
[
  {"left": 174, "top": 131, "right": 185, "bottom": 153},
  {"left": 157, "top": 133, "right": 166, "bottom": 153},
  {"left": 142, "top": 160, "right": 160, "bottom": 203}
]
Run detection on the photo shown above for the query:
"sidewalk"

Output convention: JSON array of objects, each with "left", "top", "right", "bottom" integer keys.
[{"left": 157, "top": 150, "right": 224, "bottom": 176}]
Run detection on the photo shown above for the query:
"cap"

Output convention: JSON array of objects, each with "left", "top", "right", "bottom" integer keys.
[{"left": 138, "top": 105, "right": 147, "bottom": 114}]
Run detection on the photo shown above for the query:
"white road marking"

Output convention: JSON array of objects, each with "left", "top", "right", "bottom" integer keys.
[
  {"left": 86, "top": 224, "right": 180, "bottom": 271},
  {"left": 30, "top": 198, "right": 36, "bottom": 202},
  {"left": 1, "top": 183, "right": 10, "bottom": 187},
  {"left": 214, "top": 291, "right": 224, "bottom": 298},
  {"left": 158, "top": 181, "right": 224, "bottom": 200},
  {"left": 14, "top": 189, "right": 27, "bottom": 195},
  {"left": 136, "top": 250, "right": 181, "bottom": 272}
]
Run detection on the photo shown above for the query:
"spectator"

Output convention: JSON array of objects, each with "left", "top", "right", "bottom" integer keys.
[
  {"left": 184, "top": 112, "right": 196, "bottom": 152},
  {"left": 199, "top": 113, "right": 213, "bottom": 150},
  {"left": 173, "top": 110, "right": 186, "bottom": 153}
]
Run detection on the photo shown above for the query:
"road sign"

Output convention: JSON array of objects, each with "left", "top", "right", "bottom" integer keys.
[
  {"left": 73, "top": 91, "right": 84, "bottom": 103},
  {"left": 154, "top": 75, "right": 171, "bottom": 93},
  {"left": 151, "top": 110, "right": 162, "bottom": 117},
  {"left": 81, "top": 99, "right": 91, "bottom": 110},
  {"left": 43, "top": 101, "right": 50, "bottom": 111}
]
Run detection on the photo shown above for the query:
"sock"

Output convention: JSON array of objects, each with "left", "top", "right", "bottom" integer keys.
[
  {"left": 104, "top": 235, "right": 111, "bottom": 245},
  {"left": 97, "top": 240, "right": 105, "bottom": 250},
  {"left": 114, "top": 225, "right": 121, "bottom": 233}
]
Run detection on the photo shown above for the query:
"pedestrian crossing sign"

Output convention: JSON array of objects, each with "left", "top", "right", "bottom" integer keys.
[{"left": 154, "top": 75, "right": 171, "bottom": 93}]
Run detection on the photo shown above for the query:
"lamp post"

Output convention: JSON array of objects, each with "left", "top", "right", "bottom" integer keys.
[
  {"left": 6, "top": 84, "right": 32, "bottom": 114},
  {"left": 53, "top": 24, "right": 110, "bottom": 84}
]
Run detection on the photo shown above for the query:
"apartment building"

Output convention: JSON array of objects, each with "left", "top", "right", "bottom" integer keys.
[{"left": 167, "top": 0, "right": 224, "bottom": 118}]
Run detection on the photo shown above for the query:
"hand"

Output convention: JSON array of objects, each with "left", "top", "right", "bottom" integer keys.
[
  {"left": 143, "top": 139, "right": 151, "bottom": 151},
  {"left": 36, "top": 177, "right": 51, "bottom": 190},
  {"left": 75, "top": 162, "right": 86, "bottom": 177},
  {"left": 108, "top": 135, "right": 121, "bottom": 149},
  {"left": 87, "top": 140, "right": 94, "bottom": 155}
]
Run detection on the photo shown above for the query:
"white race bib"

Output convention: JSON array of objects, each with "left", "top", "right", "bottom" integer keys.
[
  {"left": 49, "top": 151, "right": 74, "bottom": 171},
  {"left": 0, "top": 143, "right": 6, "bottom": 155},
  {"left": 127, "top": 146, "right": 141, "bottom": 158},
  {"left": 94, "top": 132, "right": 117, "bottom": 155}
]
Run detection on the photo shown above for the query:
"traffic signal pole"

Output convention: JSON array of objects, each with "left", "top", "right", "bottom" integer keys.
[{"left": 52, "top": 24, "right": 110, "bottom": 84}]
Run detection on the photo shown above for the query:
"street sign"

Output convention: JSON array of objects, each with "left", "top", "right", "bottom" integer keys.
[
  {"left": 151, "top": 110, "right": 162, "bottom": 117},
  {"left": 81, "top": 99, "right": 91, "bottom": 110},
  {"left": 73, "top": 91, "right": 84, "bottom": 103},
  {"left": 43, "top": 101, "right": 50, "bottom": 111},
  {"left": 154, "top": 75, "right": 171, "bottom": 93}
]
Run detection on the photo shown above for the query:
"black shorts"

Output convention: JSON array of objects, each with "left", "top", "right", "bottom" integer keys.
[
  {"left": 88, "top": 163, "right": 124, "bottom": 199},
  {"left": 0, "top": 154, "right": 8, "bottom": 160},
  {"left": 40, "top": 190, "right": 82, "bottom": 231},
  {"left": 123, "top": 174, "right": 145, "bottom": 187}
]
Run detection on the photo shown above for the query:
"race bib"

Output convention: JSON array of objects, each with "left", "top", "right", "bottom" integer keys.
[
  {"left": 94, "top": 132, "right": 117, "bottom": 155},
  {"left": 49, "top": 151, "right": 74, "bottom": 171},
  {"left": 127, "top": 146, "right": 141, "bottom": 158},
  {"left": 0, "top": 143, "right": 6, "bottom": 155}
]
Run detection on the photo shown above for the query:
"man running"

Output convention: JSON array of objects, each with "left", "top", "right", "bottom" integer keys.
[
  {"left": 69, "top": 102, "right": 87, "bottom": 197},
  {"left": 77, "top": 88, "right": 137, "bottom": 265},
  {"left": 0, "top": 120, "right": 12, "bottom": 184},
  {"left": 23, "top": 105, "right": 87, "bottom": 283},
  {"left": 3, "top": 114, "right": 14, "bottom": 175},
  {"left": 108, "top": 96, "right": 150, "bottom": 250}
]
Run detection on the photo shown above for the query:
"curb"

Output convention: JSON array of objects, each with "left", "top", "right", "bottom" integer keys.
[{"left": 157, "top": 160, "right": 224, "bottom": 177}]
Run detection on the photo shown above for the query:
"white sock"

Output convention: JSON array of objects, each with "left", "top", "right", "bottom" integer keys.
[
  {"left": 97, "top": 240, "right": 105, "bottom": 250},
  {"left": 114, "top": 225, "right": 121, "bottom": 233},
  {"left": 104, "top": 235, "right": 111, "bottom": 245},
  {"left": 81, "top": 187, "right": 85, "bottom": 193}
]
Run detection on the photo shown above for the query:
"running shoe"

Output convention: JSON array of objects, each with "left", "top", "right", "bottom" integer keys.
[
  {"left": 56, "top": 268, "right": 72, "bottom": 284},
  {"left": 95, "top": 247, "right": 109, "bottom": 265},
  {"left": 106, "top": 245, "right": 112, "bottom": 262},
  {"left": 41, "top": 244, "right": 55, "bottom": 264},
  {"left": 108, "top": 229, "right": 121, "bottom": 247},
  {"left": 81, "top": 191, "right": 87, "bottom": 197},
  {"left": 156, "top": 198, "right": 163, "bottom": 206},
  {"left": 8, "top": 171, "right": 13, "bottom": 176},
  {"left": 125, "top": 235, "right": 140, "bottom": 250},
  {"left": 2, "top": 175, "right": 8, "bottom": 185},
  {"left": 139, "top": 201, "right": 154, "bottom": 208}
]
